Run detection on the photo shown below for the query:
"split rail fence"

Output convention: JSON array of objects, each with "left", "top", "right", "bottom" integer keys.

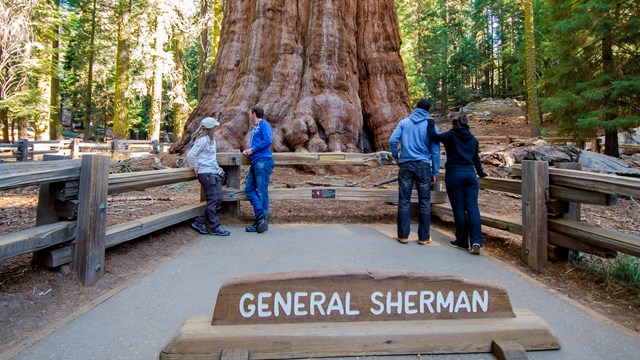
[
  {"left": 0, "top": 139, "right": 171, "bottom": 162},
  {"left": 0, "top": 152, "right": 639, "bottom": 286}
]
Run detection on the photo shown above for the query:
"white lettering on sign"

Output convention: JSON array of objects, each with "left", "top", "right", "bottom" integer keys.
[{"left": 239, "top": 289, "right": 489, "bottom": 319}]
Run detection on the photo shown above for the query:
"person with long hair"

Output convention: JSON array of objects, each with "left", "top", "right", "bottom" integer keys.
[
  {"left": 427, "top": 114, "right": 487, "bottom": 255},
  {"left": 187, "top": 117, "right": 230, "bottom": 236}
]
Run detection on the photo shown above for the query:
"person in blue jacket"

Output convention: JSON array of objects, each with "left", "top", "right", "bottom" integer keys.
[
  {"left": 242, "top": 106, "right": 274, "bottom": 233},
  {"left": 389, "top": 99, "right": 441, "bottom": 245},
  {"left": 427, "top": 114, "right": 487, "bottom": 255}
]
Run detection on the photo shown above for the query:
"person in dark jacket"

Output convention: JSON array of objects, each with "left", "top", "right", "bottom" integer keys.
[{"left": 427, "top": 114, "right": 487, "bottom": 255}]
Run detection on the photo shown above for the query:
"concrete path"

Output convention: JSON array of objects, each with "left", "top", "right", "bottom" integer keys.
[{"left": 10, "top": 224, "right": 640, "bottom": 360}]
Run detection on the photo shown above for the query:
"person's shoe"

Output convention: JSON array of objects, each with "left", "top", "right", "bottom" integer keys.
[
  {"left": 191, "top": 222, "right": 208, "bottom": 235},
  {"left": 469, "top": 243, "right": 481, "bottom": 255},
  {"left": 245, "top": 223, "right": 258, "bottom": 232},
  {"left": 449, "top": 241, "right": 468, "bottom": 250},
  {"left": 256, "top": 218, "right": 268, "bottom": 233},
  {"left": 417, "top": 236, "right": 432, "bottom": 245},
  {"left": 396, "top": 237, "right": 408, "bottom": 244},
  {"left": 258, "top": 211, "right": 271, "bottom": 222},
  {"left": 210, "top": 225, "right": 230, "bottom": 236}
]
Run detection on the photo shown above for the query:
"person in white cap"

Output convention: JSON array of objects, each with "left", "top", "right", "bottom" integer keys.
[{"left": 186, "top": 116, "right": 230, "bottom": 236}]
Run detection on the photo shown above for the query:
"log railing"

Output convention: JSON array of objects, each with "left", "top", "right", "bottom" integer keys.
[
  {"left": 0, "top": 139, "right": 172, "bottom": 162},
  {"left": 1, "top": 152, "right": 639, "bottom": 285}
]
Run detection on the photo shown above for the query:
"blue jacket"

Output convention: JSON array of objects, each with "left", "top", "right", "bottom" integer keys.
[
  {"left": 389, "top": 108, "right": 441, "bottom": 176},
  {"left": 249, "top": 119, "right": 273, "bottom": 163}
]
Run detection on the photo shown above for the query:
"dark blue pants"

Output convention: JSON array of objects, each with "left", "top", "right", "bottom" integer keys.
[
  {"left": 244, "top": 157, "right": 274, "bottom": 220},
  {"left": 194, "top": 173, "right": 223, "bottom": 230},
  {"left": 445, "top": 170, "right": 482, "bottom": 247},
  {"left": 397, "top": 161, "right": 432, "bottom": 241}
]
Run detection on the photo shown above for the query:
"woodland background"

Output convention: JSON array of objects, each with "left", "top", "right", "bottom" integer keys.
[{"left": 1, "top": 0, "right": 638, "bottom": 156}]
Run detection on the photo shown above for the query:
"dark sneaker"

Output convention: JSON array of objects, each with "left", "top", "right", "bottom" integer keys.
[
  {"left": 191, "top": 222, "right": 208, "bottom": 235},
  {"left": 417, "top": 236, "right": 432, "bottom": 245},
  {"left": 396, "top": 237, "right": 408, "bottom": 244},
  {"left": 245, "top": 223, "right": 258, "bottom": 232},
  {"left": 258, "top": 211, "right": 271, "bottom": 222},
  {"left": 210, "top": 225, "right": 230, "bottom": 236},
  {"left": 256, "top": 218, "right": 268, "bottom": 233},
  {"left": 449, "top": 241, "right": 468, "bottom": 250},
  {"left": 469, "top": 243, "right": 481, "bottom": 255}
]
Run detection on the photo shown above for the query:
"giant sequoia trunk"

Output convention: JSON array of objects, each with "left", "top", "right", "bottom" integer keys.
[{"left": 171, "top": 0, "right": 411, "bottom": 154}]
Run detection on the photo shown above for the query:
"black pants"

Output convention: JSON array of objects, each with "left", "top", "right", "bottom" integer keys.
[
  {"left": 194, "top": 173, "right": 223, "bottom": 231},
  {"left": 445, "top": 169, "right": 482, "bottom": 246}
]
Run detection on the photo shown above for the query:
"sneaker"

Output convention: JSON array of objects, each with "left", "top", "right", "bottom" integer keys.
[
  {"left": 469, "top": 243, "right": 481, "bottom": 255},
  {"left": 210, "top": 225, "right": 230, "bottom": 236},
  {"left": 191, "top": 222, "right": 208, "bottom": 235},
  {"left": 449, "top": 241, "right": 468, "bottom": 250},
  {"left": 259, "top": 211, "right": 271, "bottom": 222},
  {"left": 245, "top": 223, "right": 258, "bottom": 232},
  {"left": 396, "top": 237, "right": 408, "bottom": 244},
  {"left": 417, "top": 236, "right": 432, "bottom": 245},
  {"left": 256, "top": 218, "right": 268, "bottom": 233}
]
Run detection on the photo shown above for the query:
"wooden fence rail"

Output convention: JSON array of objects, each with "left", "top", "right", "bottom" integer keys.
[
  {"left": 1, "top": 152, "right": 639, "bottom": 285},
  {"left": 0, "top": 139, "right": 172, "bottom": 162}
]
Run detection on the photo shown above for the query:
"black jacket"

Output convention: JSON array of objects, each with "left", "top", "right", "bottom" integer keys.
[{"left": 427, "top": 119, "right": 486, "bottom": 176}]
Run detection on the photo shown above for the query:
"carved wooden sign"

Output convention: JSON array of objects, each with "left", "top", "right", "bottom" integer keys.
[{"left": 212, "top": 269, "right": 514, "bottom": 325}]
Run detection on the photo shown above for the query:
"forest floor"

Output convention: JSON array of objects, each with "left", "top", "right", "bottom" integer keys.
[{"left": 1, "top": 100, "right": 639, "bottom": 354}]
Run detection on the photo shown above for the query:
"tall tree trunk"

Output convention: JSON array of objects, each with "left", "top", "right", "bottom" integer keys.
[
  {"left": 1, "top": 108, "right": 8, "bottom": 143},
  {"left": 148, "top": 16, "right": 164, "bottom": 141},
  {"left": 602, "top": 22, "right": 619, "bottom": 158},
  {"left": 83, "top": 0, "right": 97, "bottom": 141},
  {"left": 197, "top": 0, "right": 209, "bottom": 101},
  {"left": 172, "top": 0, "right": 411, "bottom": 154},
  {"left": 36, "top": 77, "right": 51, "bottom": 140},
  {"left": 172, "top": 38, "right": 189, "bottom": 140},
  {"left": 113, "top": 0, "right": 131, "bottom": 140},
  {"left": 523, "top": 0, "right": 540, "bottom": 136},
  {"left": 50, "top": 0, "right": 62, "bottom": 140}
]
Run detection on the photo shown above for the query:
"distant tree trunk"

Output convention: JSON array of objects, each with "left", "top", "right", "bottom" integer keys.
[
  {"left": 171, "top": 0, "right": 411, "bottom": 154},
  {"left": 197, "top": 0, "right": 209, "bottom": 101},
  {"left": 148, "top": 16, "right": 164, "bottom": 141},
  {"left": 523, "top": 0, "right": 540, "bottom": 136},
  {"left": 113, "top": 0, "right": 131, "bottom": 140},
  {"left": 50, "top": 0, "right": 62, "bottom": 140},
  {"left": 83, "top": 0, "right": 97, "bottom": 141},
  {"left": 36, "top": 77, "right": 51, "bottom": 140},
  {"left": 1, "top": 108, "right": 8, "bottom": 142},
  {"left": 171, "top": 38, "right": 189, "bottom": 140}
]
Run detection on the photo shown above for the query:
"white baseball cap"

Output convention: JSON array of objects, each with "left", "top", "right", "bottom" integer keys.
[{"left": 201, "top": 117, "right": 220, "bottom": 129}]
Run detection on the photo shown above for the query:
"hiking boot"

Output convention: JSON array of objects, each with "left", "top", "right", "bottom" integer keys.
[
  {"left": 396, "top": 237, "right": 408, "bottom": 244},
  {"left": 258, "top": 211, "right": 271, "bottom": 222},
  {"left": 449, "top": 241, "right": 468, "bottom": 250},
  {"left": 469, "top": 243, "right": 481, "bottom": 255},
  {"left": 256, "top": 218, "right": 268, "bottom": 233},
  {"left": 417, "top": 236, "right": 432, "bottom": 245},
  {"left": 245, "top": 223, "right": 258, "bottom": 232},
  {"left": 191, "top": 222, "right": 208, "bottom": 235},
  {"left": 210, "top": 225, "right": 230, "bottom": 236}
]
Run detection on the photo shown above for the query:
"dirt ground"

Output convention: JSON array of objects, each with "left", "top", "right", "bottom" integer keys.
[{"left": 1, "top": 102, "right": 639, "bottom": 355}]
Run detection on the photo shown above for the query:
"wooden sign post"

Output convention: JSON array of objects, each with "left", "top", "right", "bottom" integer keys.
[{"left": 161, "top": 270, "right": 559, "bottom": 359}]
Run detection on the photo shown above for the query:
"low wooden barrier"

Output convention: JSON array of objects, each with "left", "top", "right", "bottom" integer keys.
[
  {"left": 0, "top": 139, "right": 172, "bottom": 162},
  {"left": 1, "top": 151, "right": 639, "bottom": 285}
]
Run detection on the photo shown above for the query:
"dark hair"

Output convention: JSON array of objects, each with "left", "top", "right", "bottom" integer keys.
[
  {"left": 251, "top": 107, "right": 264, "bottom": 119},
  {"left": 452, "top": 114, "right": 469, "bottom": 129},
  {"left": 416, "top": 99, "right": 431, "bottom": 112}
]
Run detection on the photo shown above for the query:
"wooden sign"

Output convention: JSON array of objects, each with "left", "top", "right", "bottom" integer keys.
[
  {"left": 212, "top": 269, "right": 513, "bottom": 325},
  {"left": 161, "top": 270, "right": 560, "bottom": 360}
]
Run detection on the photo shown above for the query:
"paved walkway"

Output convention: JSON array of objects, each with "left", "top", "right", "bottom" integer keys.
[{"left": 9, "top": 224, "right": 640, "bottom": 360}]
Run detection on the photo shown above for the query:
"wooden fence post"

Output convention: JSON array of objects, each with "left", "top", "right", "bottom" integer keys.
[
  {"left": 17, "top": 139, "right": 29, "bottom": 162},
  {"left": 33, "top": 155, "right": 73, "bottom": 266},
  {"left": 73, "top": 155, "right": 109, "bottom": 286},
  {"left": 221, "top": 150, "right": 242, "bottom": 215},
  {"left": 71, "top": 138, "right": 80, "bottom": 159},
  {"left": 521, "top": 160, "right": 549, "bottom": 271},
  {"left": 548, "top": 162, "right": 582, "bottom": 262}
]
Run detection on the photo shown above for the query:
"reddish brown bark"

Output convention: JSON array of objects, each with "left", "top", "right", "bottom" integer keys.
[{"left": 171, "top": 0, "right": 411, "bottom": 154}]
